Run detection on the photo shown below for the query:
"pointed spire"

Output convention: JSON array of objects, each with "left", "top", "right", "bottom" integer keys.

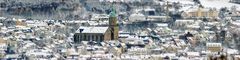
[{"left": 110, "top": 4, "right": 116, "bottom": 17}]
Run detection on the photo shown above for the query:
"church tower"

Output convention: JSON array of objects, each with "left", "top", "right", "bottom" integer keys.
[{"left": 109, "top": 5, "right": 119, "bottom": 40}]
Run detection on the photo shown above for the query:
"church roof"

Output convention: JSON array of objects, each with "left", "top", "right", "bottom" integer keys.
[{"left": 76, "top": 27, "right": 109, "bottom": 34}]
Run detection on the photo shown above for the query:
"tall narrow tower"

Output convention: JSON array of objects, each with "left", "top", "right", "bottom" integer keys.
[{"left": 109, "top": 5, "right": 119, "bottom": 40}]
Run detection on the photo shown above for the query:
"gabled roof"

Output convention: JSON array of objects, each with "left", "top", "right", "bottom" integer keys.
[{"left": 76, "top": 27, "right": 109, "bottom": 34}]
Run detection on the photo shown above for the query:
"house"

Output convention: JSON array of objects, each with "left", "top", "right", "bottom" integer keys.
[
  {"left": 15, "top": 19, "right": 27, "bottom": 26},
  {"left": 129, "top": 13, "right": 146, "bottom": 23},
  {"left": 147, "top": 16, "right": 171, "bottom": 22},
  {"left": 187, "top": 52, "right": 200, "bottom": 58},
  {"left": 74, "top": 6, "right": 119, "bottom": 43},
  {"left": 234, "top": 55, "right": 240, "bottom": 60},
  {"left": 74, "top": 27, "right": 112, "bottom": 43},
  {"left": 4, "top": 54, "right": 21, "bottom": 60},
  {"left": 25, "top": 49, "right": 53, "bottom": 60},
  {"left": 0, "top": 38, "right": 7, "bottom": 58},
  {"left": 119, "top": 31, "right": 130, "bottom": 39},
  {"left": 181, "top": 7, "right": 218, "bottom": 19},
  {"left": 173, "top": 19, "right": 195, "bottom": 29},
  {"left": 144, "top": 8, "right": 156, "bottom": 16},
  {"left": 66, "top": 48, "right": 79, "bottom": 59},
  {"left": 90, "top": 14, "right": 109, "bottom": 21},
  {"left": 206, "top": 43, "right": 222, "bottom": 52}
]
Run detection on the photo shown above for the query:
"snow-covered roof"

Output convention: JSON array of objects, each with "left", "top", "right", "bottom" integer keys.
[
  {"left": 76, "top": 27, "right": 109, "bottom": 34},
  {"left": 184, "top": 6, "right": 214, "bottom": 13},
  {"left": 226, "top": 49, "right": 238, "bottom": 54},
  {"left": 206, "top": 43, "right": 222, "bottom": 47},
  {"left": 100, "top": 0, "right": 142, "bottom": 3},
  {"left": 166, "top": 0, "right": 195, "bottom": 5},
  {"left": 130, "top": 13, "right": 145, "bottom": 17},
  {"left": 200, "top": 0, "right": 240, "bottom": 9},
  {"left": 144, "top": 8, "right": 155, "bottom": 11},
  {"left": 119, "top": 34, "right": 130, "bottom": 38},
  {"left": 179, "top": 6, "right": 194, "bottom": 12},
  {"left": 129, "top": 13, "right": 146, "bottom": 22},
  {"left": 25, "top": 20, "right": 35, "bottom": 24},
  {"left": 0, "top": 17, "right": 6, "bottom": 20},
  {"left": 175, "top": 19, "right": 195, "bottom": 24},
  {"left": 230, "top": 21, "right": 240, "bottom": 26},
  {"left": 26, "top": 49, "right": 52, "bottom": 57},
  {"left": 176, "top": 19, "right": 194, "bottom": 21},
  {"left": 27, "top": 21, "right": 48, "bottom": 27},
  {"left": 5, "top": 54, "right": 20, "bottom": 58},
  {"left": 187, "top": 52, "right": 200, "bottom": 57},
  {"left": 91, "top": 14, "right": 109, "bottom": 21},
  {"left": 155, "top": 23, "right": 168, "bottom": 27},
  {"left": 187, "top": 25, "right": 200, "bottom": 29}
]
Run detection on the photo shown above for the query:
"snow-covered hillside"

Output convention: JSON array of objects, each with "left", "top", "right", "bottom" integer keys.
[{"left": 200, "top": 0, "right": 240, "bottom": 9}]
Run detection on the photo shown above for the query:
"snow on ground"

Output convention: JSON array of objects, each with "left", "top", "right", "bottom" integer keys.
[{"left": 199, "top": 0, "right": 240, "bottom": 9}]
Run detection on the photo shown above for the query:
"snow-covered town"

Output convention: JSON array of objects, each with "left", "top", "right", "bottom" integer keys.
[{"left": 0, "top": 0, "right": 240, "bottom": 60}]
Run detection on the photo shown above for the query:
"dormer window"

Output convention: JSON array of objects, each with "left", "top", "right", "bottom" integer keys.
[{"left": 79, "top": 29, "right": 84, "bottom": 33}]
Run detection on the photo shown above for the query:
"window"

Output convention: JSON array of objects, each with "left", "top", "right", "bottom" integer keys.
[
  {"left": 74, "top": 34, "right": 80, "bottom": 43},
  {"left": 100, "top": 35, "right": 104, "bottom": 42},
  {"left": 84, "top": 34, "right": 86, "bottom": 41},
  {"left": 149, "top": 11, "right": 155, "bottom": 15},
  {"left": 91, "top": 35, "right": 94, "bottom": 41},
  {"left": 79, "top": 35, "right": 82, "bottom": 41},
  {"left": 96, "top": 35, "right": 99, "bottom": 42},
  {"left": 88, "top": 35, "right": 91, "bottom": 41}
]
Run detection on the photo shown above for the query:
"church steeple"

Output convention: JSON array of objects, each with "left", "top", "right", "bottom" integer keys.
[
  {"left": 108, "top": 4, "right": 119, "bottom": 40},
  {"left": 110, "top": 5, "right": 116, "bottom": 17}
]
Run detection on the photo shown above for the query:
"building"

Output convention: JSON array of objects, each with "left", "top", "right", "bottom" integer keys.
[
  {"left": 129, "top": 13, "right": 146, "bottom": 23},
  {"left": 206, "top": 43, "right": 222, "bottom": 52},
  {"left": 74, "top": 6, "right": 119, "bottom": 43},
  {"left": 90, "top": 14, "right": 109, "bottom": 21},
  {"left": 25, "top": 49, "right": 53, "bottom": 60},
  {"left": 108, "top": 6, "right": 119, "bottom": 40},
  {"left": 182, "top": 6, "right": 218, "bottom": 19},
  {"left": 0, "top": 38, "right": 7, "bottom": 58},
  {"left": 173, "top": 19, "right": 195, "bottom": 29},
  {"left": 234, "top": 55, "right": 240, "bottom": 60},
  {"left": 74, "top": 27, "right": 111, "bottom": 43}
]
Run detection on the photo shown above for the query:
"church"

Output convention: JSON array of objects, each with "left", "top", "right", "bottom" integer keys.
[{"left": 73, "top": 7, "right": 119, "bottom": 43}]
